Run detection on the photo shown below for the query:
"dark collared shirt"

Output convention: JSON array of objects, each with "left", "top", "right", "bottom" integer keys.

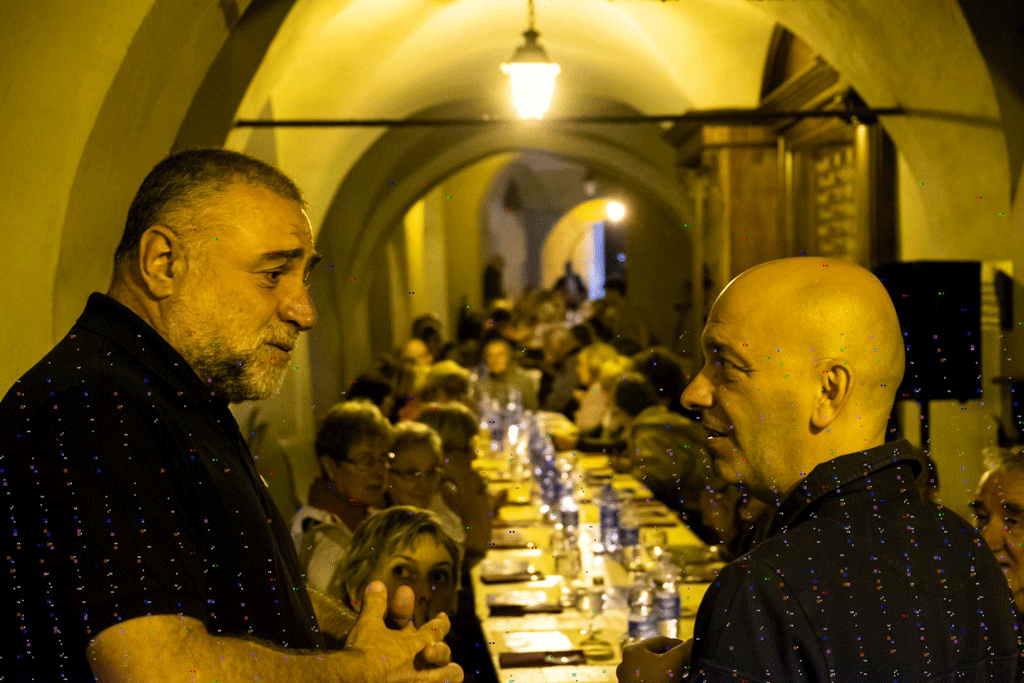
[
  {"left": 689, "top": 440, "right": 1022, "bottom": 682},
  {"left": 1, "top": 293, "right": 322, "bottom": 682}
]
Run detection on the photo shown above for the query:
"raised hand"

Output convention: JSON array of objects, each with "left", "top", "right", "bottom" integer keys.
[
  {"left": 616, "top": 637, "right": 691, "bottom": 683},
  {"left": 346, "top": 581, "right": 463, "bottom": 683}
]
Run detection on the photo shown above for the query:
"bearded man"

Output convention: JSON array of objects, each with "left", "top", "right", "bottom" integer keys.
[
  {"left": 1, "top": 150, "right": 461, "bottom": 683},
  {"left": 619, "top": 257, "right": 1021, "bottom": 683}
]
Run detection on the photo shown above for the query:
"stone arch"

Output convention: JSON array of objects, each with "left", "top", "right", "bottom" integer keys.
[{"left": 307, "top": 100, "right": 694, "bottom": 419}]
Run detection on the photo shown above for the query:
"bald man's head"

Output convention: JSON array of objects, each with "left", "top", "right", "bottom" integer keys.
[{"left": 682, "top": 257, "right": 904, "bottom": 500}]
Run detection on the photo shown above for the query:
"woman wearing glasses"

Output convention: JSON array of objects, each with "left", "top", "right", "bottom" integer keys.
[
  {"left": 386, "top": 421, "right": 466, "bottom": 547},
  {"left": 291, "top": 400, "right": 393, "bottom": 599},
  {"left": 416, "top": 402, "right": 501, "bottom": 567}
]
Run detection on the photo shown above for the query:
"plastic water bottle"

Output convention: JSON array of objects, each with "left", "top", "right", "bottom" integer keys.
[
  {"left": 598, "top": 484, "right": 621, "bottom": 553},
  {"left": 538, "top": 443, "right": 560, "bottom": 513},
  {"left": 619, "top": 498, "right": 643, "bottom": 572},
  {"left": 623, "top": 573, "right": 659, "bottom": 646},
  {"left": 653, "top": 562, "right": 681, "bottom": 638}
]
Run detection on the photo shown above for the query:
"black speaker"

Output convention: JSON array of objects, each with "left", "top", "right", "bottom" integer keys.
[{"left": 874, "top": 261, "right": 982, "bottom": 402}]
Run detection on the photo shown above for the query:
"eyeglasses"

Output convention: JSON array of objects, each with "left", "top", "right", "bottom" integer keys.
[
  {"left": 389, "top": 466, "right": 444, "bottom": 481},
  {"left": 339, "top": 453, "right": 394, "bottom": 472}
]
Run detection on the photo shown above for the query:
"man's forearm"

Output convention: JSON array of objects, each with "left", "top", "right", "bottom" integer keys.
[{"left": 88, "top": 614, "right": 373, "bottom": 683}]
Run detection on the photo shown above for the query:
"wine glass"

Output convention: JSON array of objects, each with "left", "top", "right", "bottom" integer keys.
[
  {"left": 643, "top": 527, "right": 668, "bottom": 566},
  {"left": 577, "top": 578, "right": 614, "bottom": 661}
]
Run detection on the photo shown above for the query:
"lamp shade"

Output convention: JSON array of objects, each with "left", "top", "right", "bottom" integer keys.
[{"left": 501, "top": 29, "right": 560, "bottom": 119}]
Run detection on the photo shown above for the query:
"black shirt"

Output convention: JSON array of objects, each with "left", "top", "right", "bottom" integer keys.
[
  {"left": 1, "top": 293, "right": 323, "bottom": 681},
  {"left": 689, "top": 440, "right": 1022, "bottom": 682}
]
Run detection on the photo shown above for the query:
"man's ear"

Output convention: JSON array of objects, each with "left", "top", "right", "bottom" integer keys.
[
  {"left": 810, "top": 360, "right": 853, "bottom": 430},
  {"left": 137, "top": 225, "right": 188, "bottom": 299}
]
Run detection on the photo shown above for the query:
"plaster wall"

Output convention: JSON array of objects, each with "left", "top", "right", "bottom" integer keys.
[{"left": 0, "top": 0, "right": 155, "bottom": 392}]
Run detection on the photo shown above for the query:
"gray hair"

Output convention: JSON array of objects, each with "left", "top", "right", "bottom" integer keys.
[
  {"left": 390, "top": 421, "right": 443, "bottom": 461},
  {"left": 115, "top": 149, "right": 304, "bottom": 268},
  {"left": 416, "top": 402, "right": 479, "bottom": 455}
]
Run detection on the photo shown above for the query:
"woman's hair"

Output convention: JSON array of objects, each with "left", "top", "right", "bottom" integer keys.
[
  {"left": 315, "top": 400, "right": 392, "bottom": 472},
  {"left": 598, "top": 356, "right": 634, "bottom": 394},
  {"left": 614, "top": 372, "right": 660, "bottom": 418},
  {"left": 339, "top": 506, "right": 461, "bottom": 608},
  {"left": 347, "top": 373, "right": 393, "bottom": 407},
  {"left": 416, "top": 402, "right": 479, "bottom": 455},
  {"left": 579, "top": 343, "right": 619, "bottom": 384},
  {"left": 391, "top": 420, "right": 443, "bottom": 461},
  {"left": 420, "top": 361, "right": 472, "bottom": 404}
]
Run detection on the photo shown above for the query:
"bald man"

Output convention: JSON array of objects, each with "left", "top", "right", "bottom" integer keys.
[{"left": 618, "top": 258, "right": 1021, "bottom": 683}]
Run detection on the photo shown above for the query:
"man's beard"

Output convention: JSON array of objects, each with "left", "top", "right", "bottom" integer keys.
[
  {"left": 166, "top": 302, "right": 296, "bottom": 403},
  {"left": 185, "top": 339, "right": 291, "bottom": 403}
]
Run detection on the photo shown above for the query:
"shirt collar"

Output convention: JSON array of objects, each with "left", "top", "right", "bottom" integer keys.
[
  {"left": 768, "top": 440, "right": 922, "bottom": 536},
  {"left": 75, "top": 292, "right": 226, "bottom": 408}
]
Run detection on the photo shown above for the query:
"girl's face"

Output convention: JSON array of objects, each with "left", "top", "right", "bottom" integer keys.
[
  {"left": 388, "top": 443, "right": 442, "bottom": 509},
  {"left": 363, "top": 535, "right": 456, "bottom": 628}
]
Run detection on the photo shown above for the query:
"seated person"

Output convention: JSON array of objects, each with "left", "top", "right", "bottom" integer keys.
[
  {"left": 609, "top": 373, "right": 719, "bottom": 543},
  {"left": 552, "top": 355, "right": 632, "bottom": 453},
  {"left": 291, "top": 400, "right": 392, "bottom": 598},
  {"left": 632, "top": 347, "right": 689, "bottom": 416},
  {"left": 336, "top": 506, "right": 460, "bottom": 635},
  {"left": 574, "top": 342, "right": 623, "bottom": 431},
  {"left": 475, "top": 336, "right": 539, "bottom": 411},
  {"left": 400, "top": 360, "right": 475, "bottom": 421},
  {"left": 387, "top": 421, "right": 467, "bottom": 546},
  {"left": 971, "top": 445, "right": 1024, "bottom": 613},
  {"left": 416, "top": 402, "right": 500, "bottom": 566},
  {"left": 698, "top": 482, "right": 771, "bottom": 560}
]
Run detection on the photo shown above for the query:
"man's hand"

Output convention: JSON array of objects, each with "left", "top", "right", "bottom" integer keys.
[
  {"left": 346, "top": 581, "right": 463, "bottom": 683},
  {"left": 616, "top": 637, "right": 692, "bottom": 683}
]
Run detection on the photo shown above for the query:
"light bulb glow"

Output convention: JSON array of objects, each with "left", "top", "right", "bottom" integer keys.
[
  {"left": 606, "top": 200, "right": 626, "bottom": 222},
  {"left": 502, "top": 62, "right": 560, "bottom": 119}
]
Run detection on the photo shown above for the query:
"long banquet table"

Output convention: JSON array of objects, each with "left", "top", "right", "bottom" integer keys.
[{"left": 471, "top": 452, "right": 716, "bottom": 683}]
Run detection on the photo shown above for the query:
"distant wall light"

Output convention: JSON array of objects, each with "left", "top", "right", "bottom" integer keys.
[
  {"left": 606, "top": 200, "right": 626, "bottom": 222},
  {"left": 501, "top": 0, "right": 560, "bottom": 119}
]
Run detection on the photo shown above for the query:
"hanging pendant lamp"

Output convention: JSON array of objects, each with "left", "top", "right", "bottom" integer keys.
[{"left": 501, "top": 0, "right": 560, "bottom": 119}]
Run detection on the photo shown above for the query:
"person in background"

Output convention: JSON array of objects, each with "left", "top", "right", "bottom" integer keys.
[
  {"left": 609, "top": 372, "right": 719, "bottom": 543},
  {"left": 620, "top": 257, "right": 1021, "bottom": 683},
  {"left": 632, "top": 347, "right": 690, "bottom": 416},
  {"left": 420, "top": 360, "right": 475, "bottom": 414},
  {"left": 411, "top": 313, "right": 445, "bottom": 361},
  {"left": 293, "top": 401, "right": 392, "bottom": 599},
  {"left": 697, "top": 482, "right": 771, "bottom": 561},
  {"left": 551, "top": 354, "right": 632, "bottom": 453},
  {"left": 386, "top": 421, "right": 467, "bottom": 548},
  {"left": 417, "top": 402, "right": 499, "bottom": 566},
  {"left": 599, "top": 277, "right": 650, "bottom": 349},
  {"left": 574, "top": 342, "right": 621, "bottom": 431},
  {"left": 971, "top": 445, "right": 1024, "bottom": 614},
  {"left": 347, "top": 372, "right": 396, "bottom": 418},
  {"left": 482, "top": 255, "right": 506, "bottom": 309},
  {"left": 416, "top": 403, "right": 505, "bottom": 683},
  {"left": 338, "top": 507, "right": 460, "bottom": 633},
  {"left": 539, "top": 324, "right": 583, "bottom": 417},
  {"left": 401, "top": 337, "right": 435, "bottom": 368},
  {"left": 475, "top": 336, "right": 539, "bottom": 411}
]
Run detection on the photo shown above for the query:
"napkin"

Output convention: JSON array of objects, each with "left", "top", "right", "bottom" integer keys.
[
  {"left": 488, "top": 603, "right": 564, "bottom": 617},
  {"left": 479, "top": 569, "right": 545, "bottom": 584},
  {"left": 498, "top": 650, "right": 587, "bottom": 668}
]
